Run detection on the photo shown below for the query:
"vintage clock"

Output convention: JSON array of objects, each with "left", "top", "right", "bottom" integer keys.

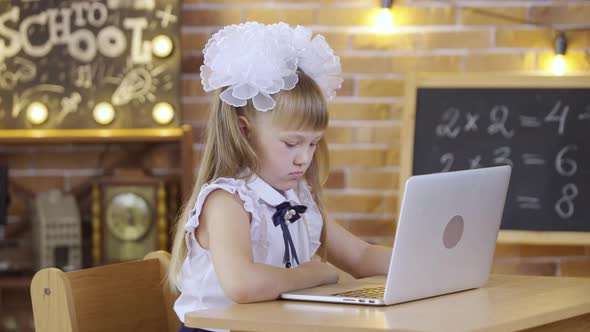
[{"left": 92, "top": 169, "right": 168, "bottom": 264}]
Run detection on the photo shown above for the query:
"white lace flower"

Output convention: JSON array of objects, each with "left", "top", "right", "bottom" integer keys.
[
  {"left": 200, "top": 22, "right": 342, "bottom": 111},
  {"left": 298, "top": 34, "right": 344, "bottom": 100}
]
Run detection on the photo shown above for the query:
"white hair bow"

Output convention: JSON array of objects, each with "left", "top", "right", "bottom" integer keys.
[{"left": 200, "top": 22, "right": 343, "bottom": 111}]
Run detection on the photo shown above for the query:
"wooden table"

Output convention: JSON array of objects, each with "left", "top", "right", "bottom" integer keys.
[{"left": 185, "top": 274, "right": 590, "bottom": 332}]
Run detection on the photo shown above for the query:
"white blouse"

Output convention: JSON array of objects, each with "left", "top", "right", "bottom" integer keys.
[{"left": 173, "top": 174, "right": 324, "bottom": 326}]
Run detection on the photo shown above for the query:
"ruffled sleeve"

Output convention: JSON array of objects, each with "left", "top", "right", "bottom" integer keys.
[
  {"left": 184, "top": 177, "right": 258, "bottom": 251},
  {"left": 297, "top": 182, "right": 324, "bottom": 255}
]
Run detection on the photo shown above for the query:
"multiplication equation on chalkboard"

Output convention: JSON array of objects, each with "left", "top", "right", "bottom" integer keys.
[{"left": 399, "top": 75, "right": 590, "bottom": 243}]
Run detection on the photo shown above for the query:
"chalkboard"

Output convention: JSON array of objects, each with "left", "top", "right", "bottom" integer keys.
[
  {"left": 0, "top": 0, "right": 181, "bottom": 129},
  {"left": 400, "top": 74, "right": 590, "bottom": 245}
]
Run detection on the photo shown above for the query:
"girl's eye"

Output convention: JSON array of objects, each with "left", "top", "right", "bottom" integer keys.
[{"left": 283, "top": 141, "right": 297, "bottom": 147}]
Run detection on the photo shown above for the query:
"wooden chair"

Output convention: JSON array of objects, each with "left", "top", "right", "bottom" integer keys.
[{"left": 30, "top": 251, "right": 180, "bottom": 332}]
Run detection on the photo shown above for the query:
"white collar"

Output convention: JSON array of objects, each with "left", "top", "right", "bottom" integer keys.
[{"left": 246, "top": 174, "right": 300, "bottom": 207}]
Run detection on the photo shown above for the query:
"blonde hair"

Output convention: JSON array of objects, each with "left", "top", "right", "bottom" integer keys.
[{"left": 168, "top": 71, "right": 330, "bottom": 290}]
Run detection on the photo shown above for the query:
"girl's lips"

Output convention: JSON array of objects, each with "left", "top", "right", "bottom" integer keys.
[{"left": 289, "top": 172, "right": 304, "bottom": 177}]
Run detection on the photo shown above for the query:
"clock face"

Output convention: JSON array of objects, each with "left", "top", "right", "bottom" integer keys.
[{"left": 105, "top": 192, "right": 153, "bottom": 241}]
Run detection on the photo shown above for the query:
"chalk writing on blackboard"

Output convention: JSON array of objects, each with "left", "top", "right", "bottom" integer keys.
[
  {"left": 412, "top": 88, "right": 589, "bottom": 233},
  {"left": 0, "top": 0, "right": 180, "bottom": 129},
  {"left": 431, "top": 101, "right": 586, "bottom": 221}
]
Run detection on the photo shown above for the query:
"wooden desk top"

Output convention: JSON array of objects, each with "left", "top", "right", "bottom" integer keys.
[{"left": 185, "top": 274, "right": 590, "bottom": 332}]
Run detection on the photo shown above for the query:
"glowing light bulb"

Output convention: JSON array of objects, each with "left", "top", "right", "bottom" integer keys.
[
  {"left": 152, "top": 102, "right": 175, "bottom": 125},
  {"left": 152, "top": 35, "right": 174, "bottom": 58},
  {"left": 93, "top": 102, "right": 115, "bottom": 125},
  {"left": 551, "top": 54, "right": 566, "bottom": 76},
  {"left": 26, "top": 102, "right": 48, "bottom": 125},
  {"left": 549, "top": 32, "right": 568, "bottom": 76},
  {"left": 375, "top": 8, "right": 394, "bottom": 33}
]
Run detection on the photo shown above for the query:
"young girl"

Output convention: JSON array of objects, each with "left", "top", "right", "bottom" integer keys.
[{"left": 169, "top": 22, "right": 392, "bottom": 332}]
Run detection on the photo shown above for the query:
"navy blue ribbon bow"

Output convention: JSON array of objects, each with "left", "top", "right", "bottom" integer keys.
[{"left": 272, "top": 201, "right": 307, "bottom": 268}]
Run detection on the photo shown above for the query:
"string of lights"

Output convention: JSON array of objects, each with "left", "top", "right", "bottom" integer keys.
[
  {"left": 432, "top": 0, "right": 590, "bottom": 31},
  {"left": 378, "top": 0, "right": 590, "bottom": 75}
]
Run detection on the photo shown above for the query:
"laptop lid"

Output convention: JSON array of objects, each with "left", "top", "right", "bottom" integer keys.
[
  {"left": 383, "top": 165, "right": 511, "bottom": 304},
  {"left": 280, "top": 166, "right": 511, "bottom": 306}
]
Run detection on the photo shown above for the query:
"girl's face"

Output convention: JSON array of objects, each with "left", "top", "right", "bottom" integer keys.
[{"left": 249, "top": 112, "right": 324, "bottom": 192}]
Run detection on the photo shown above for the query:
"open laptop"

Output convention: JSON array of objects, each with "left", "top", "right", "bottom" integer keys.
[{"left": 281, "top": 165, "right": 511, "bottom": 306}]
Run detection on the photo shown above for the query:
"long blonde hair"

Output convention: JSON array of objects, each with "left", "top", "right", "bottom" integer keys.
[{"left": 168, "top": 71, "right": 330, "bottom": 290}]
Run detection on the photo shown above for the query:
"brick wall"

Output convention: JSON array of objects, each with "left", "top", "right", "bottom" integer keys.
[
  {"left": 179, "top": 0, "right": 590, "bottom": 277},
  {"left": 3, "top": 0, "right": 590, "bottom": 277}
]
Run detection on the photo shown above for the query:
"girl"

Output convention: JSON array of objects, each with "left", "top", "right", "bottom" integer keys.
[{"left": 169, "top": 22, "right": 392, "bottom": 332}]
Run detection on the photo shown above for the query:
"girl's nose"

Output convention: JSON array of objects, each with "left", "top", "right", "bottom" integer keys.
[{"left": 294, "top": 147, "right": 312, "bottom": 165}]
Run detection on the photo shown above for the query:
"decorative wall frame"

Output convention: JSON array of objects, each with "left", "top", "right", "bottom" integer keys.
[{"left": 0, "top": 0, "right": 181, "bottom": 129}]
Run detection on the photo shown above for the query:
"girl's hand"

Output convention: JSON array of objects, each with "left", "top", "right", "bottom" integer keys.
[{"left": 298, "top": 261, "right": 339, "bottom": 285}]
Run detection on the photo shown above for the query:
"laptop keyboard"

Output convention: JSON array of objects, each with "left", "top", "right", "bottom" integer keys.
[{"left": 334, "top": 285, "right": 385, "bottom": 299}]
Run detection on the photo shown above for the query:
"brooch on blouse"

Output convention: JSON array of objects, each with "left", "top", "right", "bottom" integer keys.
[{"left": 272, "top": 201, "right": 307, "bottom": 268}]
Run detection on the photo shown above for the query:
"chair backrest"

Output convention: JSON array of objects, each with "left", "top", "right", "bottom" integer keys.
[{"left": 30, "top": 251, "right": 180, "bottom": 332}]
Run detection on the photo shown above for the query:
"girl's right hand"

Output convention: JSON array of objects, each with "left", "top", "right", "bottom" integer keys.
[{"left": 298, "top": 261, "right": 340, "bottom": 285}]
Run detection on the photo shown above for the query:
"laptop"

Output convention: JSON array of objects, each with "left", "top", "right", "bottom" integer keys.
[{"left": 281, "top": 165, "right": 511, "bottom": 306}]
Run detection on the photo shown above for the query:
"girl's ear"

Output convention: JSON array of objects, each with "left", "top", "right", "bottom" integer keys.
[{"left": 237, "top": 115, "right": 250, "bottom": 137}]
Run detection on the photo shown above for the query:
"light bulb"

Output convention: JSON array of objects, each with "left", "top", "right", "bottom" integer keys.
[
  {"left": 375, "top": 8, "right": 394, "bottom": 33},
  {"left": 26, "top": 102, "right": 48, "bottom": 125},
  {"left": 93, "top": 102, "right": 115, "bottom": 125},
  {"left": 152, "top": 35, "right": 174, "bottom": 58},
  {"left": 152, "top": 102, "right": 175, "bottom": 125},
  {"left": 550, "top": 32, "right": 567, "bottom": 76},
  {"left": 551, "top": 55, "right": 566, "bottom": 76}
]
